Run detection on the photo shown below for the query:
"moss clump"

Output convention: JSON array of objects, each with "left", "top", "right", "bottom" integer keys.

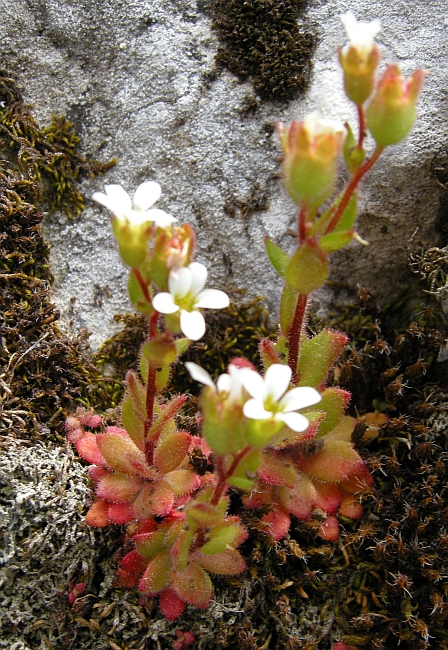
[
  {"left": 212, "top": 0, "right": 315, "bottom": 102},
  {"left": 0, "top": 71, "right": 116, "bottom": 217}
]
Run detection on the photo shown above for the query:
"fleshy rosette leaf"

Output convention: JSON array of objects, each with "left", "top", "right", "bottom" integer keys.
[{"left": 297, "top": 329, "right": 348, "bottom": 388}]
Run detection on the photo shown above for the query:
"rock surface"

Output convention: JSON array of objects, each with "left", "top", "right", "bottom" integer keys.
[{"left": 1, "top": 0, "right": 447, "bottom": 348}]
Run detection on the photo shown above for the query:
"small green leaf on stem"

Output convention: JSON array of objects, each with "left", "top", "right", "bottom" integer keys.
[
  {"left": 285, "top": 239, "right": 328, "bottom": 294},
  {"left": 265, "top": 237, "right": 290, "bottom": 277}
]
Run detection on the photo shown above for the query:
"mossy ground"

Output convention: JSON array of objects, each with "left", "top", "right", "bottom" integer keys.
[{"left": 1, "top": 71, "right": 448, "bottom": 649}]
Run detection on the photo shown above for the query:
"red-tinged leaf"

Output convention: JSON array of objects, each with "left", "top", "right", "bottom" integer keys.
[
  {"left": 270, "top": 412, "right": 325, "bottom": 449},
  {"left": 318, "top": 515, "right": 339, "bottom": 541},
  {"left": 196, "top": 548, "right": 247, "bottom": 575},
  {"left": 85, "top": 500, "right": 109, "bottom": 527},
  {"left": 68, "top": 582, "right": 85, "bottom": 604},
  {"left": 171, "top": 529, "right": 193, "bottom": 573},
  {"left": 165, "top": 470, "right": 201, "bottom": 497},
  {"left": 105, "top": 426, "right": 128, "bottom": 437},
  {"left": 323, "top": 416, "right": 358, "bottom": 442},
  {"left": 200, "top": 520, "right": 248, "bottom": 555},
  {"left": 339, "top": 494, "right": 363, "bottom": 519},
  {"left": 96, "top": 473, "right": 144, "bottom": 502},
  {"left": 134, "top": 531, "right": 166, "bottom": 560},
  {"left": 116, "top": 567, "right": 140, "bottom": 588},
  {"left": 119, "top": 549, "right": 148, "bottom": 575},
  {"left": 194, "top": 571, "right": 213, "bottom": 610},
  {"left": 75, "top": 434, "right": 105, "bottom": 465},
  {"left": 333, "top": 642, "right": 359, "bottom": 650},
  {"left": 313, "top": 481, "right": 342, "bottom": 515},
  {"left": 88, "top": 465, "right": 109, "bottom": 484},
  {"left": 159, "top": 588, "right": 186, "bottom": 621},
  {"left": 342, "top": 464, "right": 374, "bottom": 494},
  {"left": 108, "top": 502, "right": 135, "bottom": 524},
  {"left": 132, "top": 518, "right": 158, "bottom": 536},
  {"left": 125, "top": 370, "right": 147, "bottom": 419},
  {"left": 146, "top": 394, "right": 187, "bottom": 443},
  {"left": 296, "top": 440, "right": 364, "bottom": 482},
  {"left": 285, "top": 239, "right": 328, "bottom": 294},
  {"left": 154, "top": 432, "right": 191, "bottom": 474},
  {"left": 279, "top": 471, "right": 317, "bottom": 520},
  {"left": 172, "top": 561, "right": 210, "bottom": 605},
  {"left": 138, "top": 550, "right": 172, "bottom": 596},
  {"left": 297, "top": 329, "right": 348, "bottom": 388},
  {"left": 258, "top": 450, "right": 297, "bottom": 488},
  {"left": 96, "top": 433, "right": 151, "bottom": 478},
  {"left": 242, "top": 482, "right": 273, "bottom": 509},
  {"left": 259, "top": 338, "right": 280, "bottom": 368},
  {"left": 67, "top": 426, "right": 84, "bottom": 443},
  {"left": 121, "top": 392, "right": 145, "bottom": 451},
  {"left": 260, "top": 509, "right": 291, "bottom": 541},
  {"left": 315, "top": 388, "right": 351, "bottom": 437},
  {"left": 133, "top": 481, "right": 175, "bottom": 518},
  {"left": 186, "top": 503, "right": 224, "bottom": 529}
]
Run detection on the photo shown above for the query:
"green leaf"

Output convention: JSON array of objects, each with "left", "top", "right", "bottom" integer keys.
[
  {"left": 128, "top": 271, "right": 154, "bottom": 314},
  {"left": 265, "top": 238, "right": 290, "bottom": 277},
  {"left": 171, "top": 529, "right": 193, "bottom": 573},
  {"left": 320, "top": 230, "right": 353, "bottom": 254},
  {"left": 200, "top": 391, "right": 247, "bottom": 455},
  {"left": 164, "top": 470, "right": 200, "bottom": 496},
  {"left": 186, "top": 503, "right": 224, "bottom": 530},
  {"left": 333, "top": 193, "right": 357, "bottom": 233},
  {"left": 297, "top": 329, "right": 348, "bottom": 388},
  {"left": 175, "top": 338, "right": 191, "bottom": 356},
  {"left": 141, "top": 337, "right": 177, "bottom": 367},
  {"left": 121, "top": 393, "right": 145, "bottom": 451},
  {"left": 200, "top": 518, "right": 248, "bottom": 555},
  {"left": 172, "top": 561, "right": 210, "bottom": 605},
  {"left": 139, "top": 550, "right": 172, "bottom": 595},
  {"left": 258, "top": 450, "right": 297, "bottom": 489},
  {"left": 280, "top": 285, "right": 299, "bottom": 336},
  {"left": 134, "top": 531, "right": 166, "bottom": 560},
  {"left": 295, "top": 439, "right": 364, "bottom": 482},
  {"left": 315, "top": 388, "right": 351, "bottom": 437},
  {"left": 154, "top": 431, "right": 191, "bottom": 474},
  {"left": 245, "top": 418, "right": 285, "bottom": 449},
  {"left": 344, "top": 122, "right": 365, "bottom": 175},
  {"left": 285, "top": 240, "right": 328, "bottom": 294},
  {"left": 96, "top": 433, "right": 150, "bottom": 478},
  {"left": 227, "top": 448, "right": 262, "bottom": 491},
  {"left": 196, "top": 548, "right": 247, "bottom": 575}
]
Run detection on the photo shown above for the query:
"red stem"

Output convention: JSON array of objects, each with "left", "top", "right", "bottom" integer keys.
[
  {"left": 357, "top": 105, "right": 365, "bottom": 149},
  {"left": 210, "top": 446, "right": 251, "bottom": 506},
  {"left": 144, "top": 312, "right": 160, "bottom": 466},
  {"left": 288, "top": 294, "right": 308, "bottom": 384},
  {"left": 133, "top": 268, "right": 152, "bottom": 304},
  {"left": 325, "top": 146, "right": 383, "bottom": 235}
]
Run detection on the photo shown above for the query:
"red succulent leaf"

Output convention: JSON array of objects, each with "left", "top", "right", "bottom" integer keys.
[
  {"left": 318, "top": 514, "right": 339, "bottom": 541},
  {"left": 75, "top": 433, "right": 105, "bottom": 465},
  {"left": 66, "top": 426, "right": 84, "bottom": 444},
  {"left": 339, "top": 494, "right": 364, "bottom": 519},
  {"left": 258, "top": 450, "right": 297, "bottom": 488},
  {"left": 139, "top": 550, "right": 172, "bottom": 596},
  {"left": 333, "top": 643, "right": 359, "bottom": 650},
  {"left": 279, "top": 470, "right": 317, "bottom": 520},
  {"left": 165, "top": 470, "right": 201, "bottom": 497},
  {"left": 96, "top": 433, "right": 152, "bottom": 478},
  {"left": 260, "top": 509, "right": 291, "bottom": 541},
  {"left": 295, "top": 440, "right": 364, "bottom": 482},
  {"left": 133, "top": 480, "right": 175, "bottom": 518},
  {"left": 68, "top": 582, "right": 85, "bottom": 604},
  {"left": 154, "top": 431, "right": 191, "bottom": 474},
  {"left": 96, "top": 473, "right": 144, "bottom": 502},
  {"left": 159, "top": 588, "right": 186, "bottom": 621},
  {"left": 134, "top": 530, "right": 166, "bottom": 560},
  {"left": 242, "top": 482, "right": 273, "bottom": 509},
  {"left": 342, "top": 464, "right": 374, "bottom": 494},
  {"left": 313, "top": 481, "right": 342, "bottom": 515},
  {"left": 107, "top": 502, "right": 135, "bottom": 524},
  {"left": 118, "top": 550, "right": 148, "bottom": 583},
  {"left": 85, "top": 499, "right": 109, "bottom": 527},
  {"left": 196, "top": 548, "right": 247, "bottom": 575},
  {"left": 171, "top": 529, "right": 194, "bottom": 573},
  {"left": 88, "top": 465, "right": 109, "bottom": 484},
  {"left": 172, "top": 561, "right": 211, "bottom": 605}
]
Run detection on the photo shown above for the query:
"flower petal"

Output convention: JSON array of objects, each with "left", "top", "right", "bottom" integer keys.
[
  {"left": 243, "top": 398, "right": 272, "bottom": 420},
  {"left": 241, "top": 369, "right": 266, "bottom": 400},
  {"left": 195, "top": 289, "right": 229, "bottom": 309},
  {"left": 152, "top": 292, "right": 180, "bottom": 314},
  {"left": 132, "top": 181, "right": 161, "bottom": 211},
  {"left": 102, "top": 184, "right": 133, "bottom": 217},
  {"left": 276, "top": 411, "right": 310, "bottom": 432},
  {"left": 341, "top": 12, "right": 381, "bottom": 58},
  {"left": 189, "top": 262, "right": 208, "bottom": 296},
  {"left": 279, "top": 386, "right": 321, "bottom": 412},
  {"left": 264, "top": 364, "right": 292, "bottom": 402},
  {"left": 147, "top": 208, "right": 177, "bottom": 227},
  {"left": 185, "top": 362, "right": 216, "bottom": 389},
  {"left": 180, "top": 309, "right": 206, "bottom": 341},
  {"left": 169, "top": 267, "right": 192, "bottom": 300}
]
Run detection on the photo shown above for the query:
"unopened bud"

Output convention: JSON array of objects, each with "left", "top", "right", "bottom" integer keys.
[
  {"left": 366, "top": 65, "right": 425, "bottom": 147},
  {"left": 339, "top": 12, "right": 381, "bottom": 105},
  {"left": 279, "top": 114, "right": 346, "bottom": 207}
]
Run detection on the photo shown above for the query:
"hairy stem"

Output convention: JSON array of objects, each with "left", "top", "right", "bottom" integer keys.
[
  {"left": 325, "top": 146, "right": 383, "bottom": 235},
  {"left": 133, "top": 268, "right": 152, "bottom": 305},
  {"left": 144, "top": 312, "right": 160, "bottom": 466},
  {"left": 288, "top": 294, "right": 308, "bottom": 384},
  {"left": 210, "top": 446, "right": 251, "bottom": 506},
  {"left": 357, "top": 105, "right": 365, "bottom": 149}
]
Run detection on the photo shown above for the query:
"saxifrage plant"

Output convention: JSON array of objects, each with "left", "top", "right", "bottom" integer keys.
[{"left": 66, "top": 13, "right": 424, "bottom": 621}]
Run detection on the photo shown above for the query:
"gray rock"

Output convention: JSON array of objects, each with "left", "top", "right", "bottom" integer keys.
[{"left": 1, "top": 0, "right": 447, "bottom": 349}]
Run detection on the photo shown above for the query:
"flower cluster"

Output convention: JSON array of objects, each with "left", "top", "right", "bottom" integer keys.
[{"left": 65, "top": 12, "right": 423, "bottom": 624}]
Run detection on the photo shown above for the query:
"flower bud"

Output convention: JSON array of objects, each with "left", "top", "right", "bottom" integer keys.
[
  {"left": 112, "top": 219, "right": 151, "bottom": 267},
  {"left": 366, "top": 65, "right": 425, "bottom": 147},
  {"left": 339, "top": 12, "right": 381, "bottom": 106},
  {"left": 279, "top": 114, "right": 346, "bottom": 207}
]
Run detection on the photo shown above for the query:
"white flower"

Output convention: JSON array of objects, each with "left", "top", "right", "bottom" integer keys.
[
  {"left": 185, "top": 361, "right": 244, "bottom": 403},
  {"left": 303, "top": 112, "right": 347, "bottom": 141},
  {"left": 92, "top": 181, "right": 176, "bottom": 228},
  {"left": 341, "top": 12, "right": 381, "bottom": 61},
  {"left": 241, "top": 364, "right": 321, "bottom": 432},
  {"left": 152, "top": 262, "right": 229, "bottom": 341}
]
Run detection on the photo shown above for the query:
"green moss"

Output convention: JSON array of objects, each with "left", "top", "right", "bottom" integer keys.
[{"left": 212, "top": 0, "right": 315, "bottom": 102}]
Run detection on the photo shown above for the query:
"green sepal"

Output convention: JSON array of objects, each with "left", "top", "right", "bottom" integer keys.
[
  {"left": 200, "top": 388, "right": 247, "bottom": 455},
  {"left": 285, "top": 239, "right": 328, "bottom": 294},
  {"left": 280, "top": 285, "right": 299, "bottom": 336},
  {"left": 297, "top": 329, "right": 348, "bottom": 388},
  {"left": 265, "top": 237, "right": 289, "bottom": 277},
  {"left": 128, "top": 270, "right": 154, "bottom": 315},
  {"left": 320, "top": 230, "right": 353, "bottom": 254},
  {"left": 226, "top": 448, "right": 262, "bottom": 491},
  {"left": 344, "top": 122, "right": 365, "bottom": 175},
  {"left": 245, "top": 418, "right": 285, "bottom": 449}
]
